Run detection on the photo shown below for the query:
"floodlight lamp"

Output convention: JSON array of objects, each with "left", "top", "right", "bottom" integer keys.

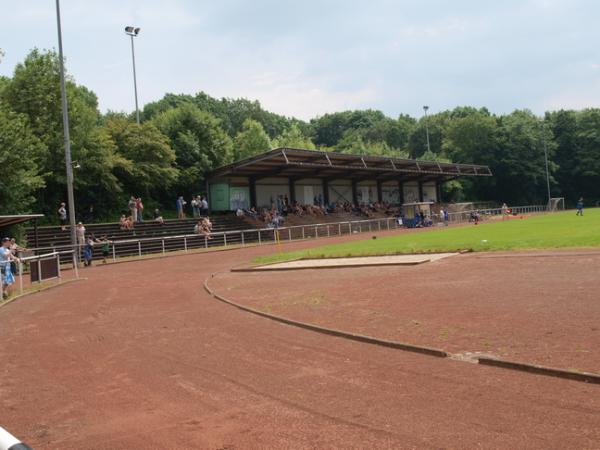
[{"left": 125, "top": 26, "right": 134, "bottom": 33}]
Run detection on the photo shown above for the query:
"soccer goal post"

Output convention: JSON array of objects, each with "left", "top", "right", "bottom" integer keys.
[{"left": 548, "top": 197, "right": 565, "bottom": 212}]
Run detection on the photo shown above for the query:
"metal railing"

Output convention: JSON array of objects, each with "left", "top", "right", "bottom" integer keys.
[
  {"left": 24, "top": 204, "right": 551, "bottom": 265},
  {"left": 446, "top": 204, "right": 547, "bottom": 223},
  {"left": 16, "top": 249, "right": 78, "bottom": 295}
]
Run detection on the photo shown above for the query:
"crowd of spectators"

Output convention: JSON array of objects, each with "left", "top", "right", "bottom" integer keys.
[{"left": 238, "top": 194, "right": 403, "bottom": 229}]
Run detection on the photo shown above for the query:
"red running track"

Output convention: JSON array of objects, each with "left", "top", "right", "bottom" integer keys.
[{"left": 0, "top": 233, "right": 599, "bottom": 449}]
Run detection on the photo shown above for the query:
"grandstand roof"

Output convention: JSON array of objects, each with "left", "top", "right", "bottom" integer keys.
[
  {"left": 208, "top": 148, "right": 492, "bottom": 182},
  {"left": 0, "top": 214, "right": 44, "bottom": 229}
]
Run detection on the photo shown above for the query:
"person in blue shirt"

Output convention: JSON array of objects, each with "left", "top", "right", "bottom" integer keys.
[
  {"left": 1, "top": 237, "right": 18, "bottom": 300},
  {"left": 576, "top": 197, "right": 584, "bottom": 216}
]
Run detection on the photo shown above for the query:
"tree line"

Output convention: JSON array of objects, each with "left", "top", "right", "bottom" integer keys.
[{"left": 1, "top": 49, "right": 598, "bottom": 223}]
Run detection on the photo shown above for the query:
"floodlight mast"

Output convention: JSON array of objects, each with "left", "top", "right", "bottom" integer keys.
[
  {"left": 55, "top": 0, "right": 78, "bottom": 262},
  {"left": 423, "top": 105, "right": 431, "bottom": 154},
  {"left": 125, "top": 25, "right": 141, "bottom": 124}
]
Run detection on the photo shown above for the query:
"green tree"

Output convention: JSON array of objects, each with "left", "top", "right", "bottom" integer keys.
[
  {"left": 572, "top": 109, "right": 600, "bottom": 202},
  {"left": 1, "top": 49, "right": 126, "bottom": 219},
  {"left": 233, "top": 119, "right": 272, "bottom": 160},
  {"left": 495, "top": 110, "right": 557, "bottom": 204},
  {"left": 273, "top": 123, "right": 316, "bottom": 149},
  {"left": 0, "top": 106, "right": 45, "bottom": 214},
  {"left": 104, "top": 116, "right": 178, "bottom": 201},
  {"left": 152, "top": 104, "right": 233, "bottom": 197}
]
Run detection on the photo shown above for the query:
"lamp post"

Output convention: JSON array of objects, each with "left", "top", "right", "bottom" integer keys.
[
  {"left": 541, "top": 125, "right": 552, "bottom": 209},
  {"left": 125, "top": 26, "right": 141, "bottom": 124},
  {"left": 423, "top": 105, "right": 431, "bottom": 154},
  {"left": 55, "top": 0, "right": 77, "bottom": 260}
]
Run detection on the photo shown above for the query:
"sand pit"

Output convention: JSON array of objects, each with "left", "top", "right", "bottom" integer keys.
[{"left": 251, "top": 252, "right": 457, "bottom": 270}]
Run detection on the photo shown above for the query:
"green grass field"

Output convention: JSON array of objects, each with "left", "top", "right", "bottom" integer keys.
[{"left": 254, "top": 208, "right": 600, "bottom": 264}]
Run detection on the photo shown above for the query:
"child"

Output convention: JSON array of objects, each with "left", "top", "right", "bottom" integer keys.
[
  {"left": 83, "top": 235, "right": 95, "bottom": 267},
  {"left": 99, "top": 235, "right": 111, "bottom": 264}
]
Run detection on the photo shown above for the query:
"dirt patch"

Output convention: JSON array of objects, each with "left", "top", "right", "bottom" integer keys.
[{"left": 212, "top": 250, "right": 600, "bottom": 374}]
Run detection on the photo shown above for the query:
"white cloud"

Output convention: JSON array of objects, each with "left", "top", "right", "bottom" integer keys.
[{"left": 227, "top": 72, "right": 380, "bottom": 120}]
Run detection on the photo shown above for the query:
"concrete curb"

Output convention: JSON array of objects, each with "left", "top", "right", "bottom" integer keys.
[
  {"left": 231, "top": 260, "right": 428, "bottom": 272},
  {"left": 204, "top": 273, "right": 447, "bottom": 358},
  {"left": 478, "top": 357, "right": 600, "bottom": 384},
  {"left": 205, "top": 271, "right": 600, "bottom": 385}
]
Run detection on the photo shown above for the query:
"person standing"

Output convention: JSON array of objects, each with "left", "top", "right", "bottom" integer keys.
[
  {"left": 58, "top": 202, "right": 68, "bottom": 231},
  {"left": 191, "top": 196, "right": 199, "bottom": 218},
  {"left": 576, "top": 197, "right": 584, "bottom": 216},
  {"left": 176, "top": 196, "right": 186, "bottom": 219},
  {"left": 99, "top": 235, "right": 111, "bottom": 264},
  {"left": 83, "top": 234, "right": 95, "bottom": 267},
  {"left": 1, "top": 237, "right": 18, "bottom": 300},
  {"left": 200, "top": 196, "right": 209, "bottom": 216},
  {"left": 128, "top": 196, "right": 138, "bottom": 223},
  {"left": 9, "top": 238, "right": 25, "bottom": 276},
  {"left": 76, "top": 222, "right": 86, "bottom": 260},
  {"left": 136, "top": 197, "right": 144, "bottom": 223}
]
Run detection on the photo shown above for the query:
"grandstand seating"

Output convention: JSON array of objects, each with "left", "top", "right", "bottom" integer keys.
[
  {"left": 25, "top": 215, "right": 261, "bottom": 262},
  {"left": 25, "top": 211, "right": 398, "bottom": 263}
]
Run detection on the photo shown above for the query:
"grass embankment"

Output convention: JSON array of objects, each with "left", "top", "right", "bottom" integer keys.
[{"left": 254, "top": 209, "right": 600, "bottom": 264}]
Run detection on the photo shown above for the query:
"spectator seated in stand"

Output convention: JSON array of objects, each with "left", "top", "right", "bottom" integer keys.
[
  {"left": 195, "top": 217, "right": 213, "bottom": 239},
  {"left": 119, "top": 214, "right": 128, "bottom": 230},
  {"left": 153, "top": 209, "right": 165, "bottom": 225}
]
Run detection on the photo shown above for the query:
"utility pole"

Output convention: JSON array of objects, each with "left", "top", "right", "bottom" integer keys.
[{"left": 55, "top": 0, "right": 78, "bottom": 260}]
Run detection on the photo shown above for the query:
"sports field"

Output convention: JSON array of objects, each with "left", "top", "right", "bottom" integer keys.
[{"left": 255, "top": 208, "right": 600, "bottom": 264}]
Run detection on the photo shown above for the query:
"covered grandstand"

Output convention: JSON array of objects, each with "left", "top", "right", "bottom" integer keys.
[{"left": 207, "top": 148, "right": 492, "bottom": 211}]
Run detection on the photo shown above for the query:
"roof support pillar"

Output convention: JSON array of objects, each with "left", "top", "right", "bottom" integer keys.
[
  {"left": 376, "top": 180, "right": 383, "bottom": 203},
  {"left": 351, "top": 179, "right": 358, "bottom": 205},
  {"left": 436, "top": 181, "right": 443, "bottom": 203},
  {"left": 288, "top": 177, "right": 296, "bottom": 204},
  {"left": 418, "top": 180, "right": 424, "bottom": 202},
  {"left": 398, "top": 180, "right": 404, "bottom": 206},
  {"left": 249, "top": 176, "right": 257, "bottom": 209},
  {"left": 322, "top": 179, "right": 329, "bottom": 206}
]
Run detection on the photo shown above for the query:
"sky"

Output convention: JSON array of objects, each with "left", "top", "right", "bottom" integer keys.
[{"left": 1, "top": 0, "right": 599, "bottom": 120}]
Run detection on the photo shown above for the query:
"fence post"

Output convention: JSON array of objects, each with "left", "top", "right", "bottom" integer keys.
[
  {"left": 37, "top": 259, "right": 42, "bottom": 284},
  {"left": 224, "top": 233, "right": 227, "bottom": 247},
  {"left": 205, "top": 236, "right": 208, "bottom": 249},
  {"left": 387, "top": 218, "right": 390, "bottom": 230},
  {"left": 378, "top": 220, "right": 381, "bottom": 231},
  {"left": 73, "top": 252, "right": 79, "bottom": 279},
  {"left": 138, "top": 241, "right": 142, "bottom": 257},
  {"left": 327, "top": 225, "right": 330, "bottom": 237},
  {"left": 302, "top": 227, "right": 305, "bottom": 240},
  {"left": 112, "top": 243, "right": 116, "bottom": 262},
  {"left": 162, "top": 239, "right": 165, "bottom": 254},
  {"left": 258, "top": 231, "right": 262, "bottom": 244},
  {"left": 338, "top": 223, "right": 341, "bottom": 235},
  {"left": 288, "top": 228, "right": 292, "bottom": 241},
  {"left": 315, "top": 226, "right": 318, "bottom": 239},
  {"left": 241, "top": 231, "right": 245, "bottom": 246},
  {"left": 184, "top": 237, "right": 188, "bottom": 252},
  {"left": 56, "top": 254, "right": 61, "bottom": 282},
  {"left": 18, "top": 259, "right": 24, "bottom": 295}
]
